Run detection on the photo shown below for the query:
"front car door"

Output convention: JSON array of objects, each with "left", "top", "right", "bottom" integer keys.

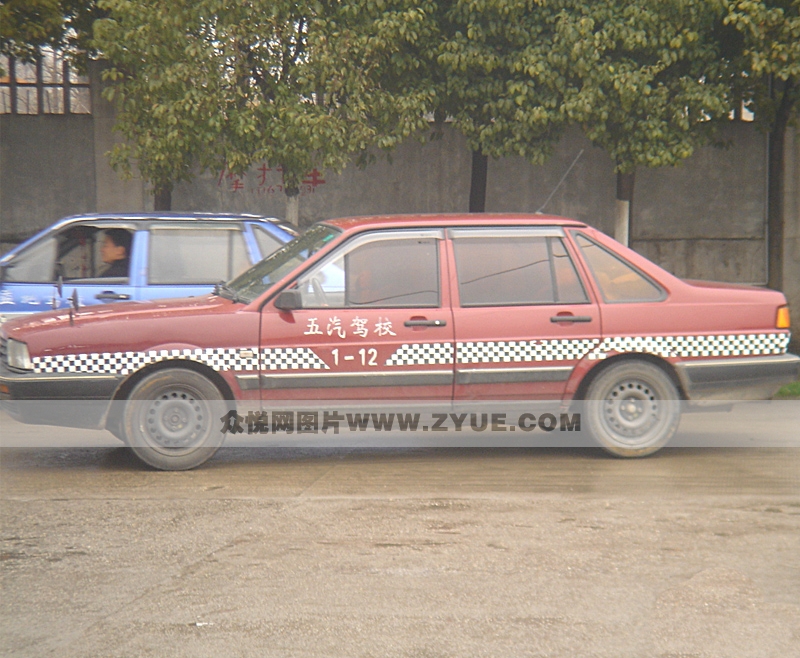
[
  {"left": 448, "top": 226, "right": 602, "bottom": 400},
  {"left": 258, "top": 229, "right": 454, "bottom": 401},
  {"left": 0, "top": 221, "right": 139, "bottom": 320}
]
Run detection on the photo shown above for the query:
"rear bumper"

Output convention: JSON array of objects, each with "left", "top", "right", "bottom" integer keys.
[{"left": 675, "top": 354, "right": 800, "bottom": 401}]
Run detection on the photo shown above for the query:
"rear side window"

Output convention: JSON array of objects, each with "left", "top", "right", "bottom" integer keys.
[
  {"left": 149, "top": 228, "right": 249, "bottom": 284},
  {"left": 574, "top": 233, "right": 664, "bottom": 302},
  {"left": 452, "top": 233, "right": 588, "bottom": 306}
]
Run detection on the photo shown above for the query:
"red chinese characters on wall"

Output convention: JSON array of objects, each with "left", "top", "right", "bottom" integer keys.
[{"left": 217, "top": 164, "right": 326, "bottom": 196}]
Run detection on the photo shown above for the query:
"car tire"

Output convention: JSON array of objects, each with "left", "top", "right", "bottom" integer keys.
[
  {"left": 123, "top": 368, "right": 227, "bottom": 470},
  {"left": 585, "top": 360, "right": 680, "bottom": 458}
]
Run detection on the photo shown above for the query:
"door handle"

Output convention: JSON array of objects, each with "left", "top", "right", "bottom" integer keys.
[
  {"left": 550, "top": 315, "right": 592, "bottom": 323},
  {"left": 404, "top": 319, "right": 447, "bottom": 327},
  {"left": 95, "top": 292, "right": 131, "bottom": 301}
]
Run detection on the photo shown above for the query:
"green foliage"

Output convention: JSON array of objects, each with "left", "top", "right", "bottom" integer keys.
[
  {"left": 0, "top": 0, "right": 103, "bottom": 70},
  {"left": 723, "top": 0, "right": 800, "bottom": 128},
  {"left": 433, "top": 0, "right": 567, "bottom": 163},
  {"left": 548, "top": 0, "right": 731, "bottom": 173},
  {"left": 95, "top": 0, "right": 436, "bottom": 195},
  {"left": 86, "top": 0, "right": 800, "bottom": 204}
]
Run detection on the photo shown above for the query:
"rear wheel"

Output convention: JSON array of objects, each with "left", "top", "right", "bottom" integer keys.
[
  {"left": 585, "top": 361, "right": 680, "bottom": 457},
  {"left": 123, "top": 368, "right": 227, "bottom": 470}
]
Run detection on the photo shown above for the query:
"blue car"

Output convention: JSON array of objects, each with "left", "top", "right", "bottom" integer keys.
[{"left": 0, "top": 213, "right": 297, "bottom": 323}]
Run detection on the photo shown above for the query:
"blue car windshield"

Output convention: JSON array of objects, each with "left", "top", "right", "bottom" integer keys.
[{"left": 222, "top": 224, "right": 341, "bottom": 303}]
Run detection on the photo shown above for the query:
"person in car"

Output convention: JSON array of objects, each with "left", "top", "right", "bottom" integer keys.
[{"left": 100, "top": 229, "right": 132, "bottom": 278}]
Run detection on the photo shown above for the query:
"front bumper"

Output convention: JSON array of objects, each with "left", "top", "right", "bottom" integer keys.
[
  {"left": 675, "top": 354, "right": 800, "bottom": 401},
  {"left": 0, "top": 362, "right": 121, "bottom": 429}
]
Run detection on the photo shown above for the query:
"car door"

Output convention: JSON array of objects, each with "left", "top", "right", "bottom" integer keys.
[
  {"left": 57, "top": 225, "right": 140, "bottom": 308},
  {"left": 0, "top": 232, "right": 60, "bottom": 320},
  {"left": 138, "top": 224, "right": 253, "bottom": 301},
  {"left": 258, "top": 229, "right": 455, "bottom": 401},
  {"left": 448, "top": 227, "right": 602, "bottom": 400},
  {"left": 1, "top": 222, "right": 140, "bottom": 319}
]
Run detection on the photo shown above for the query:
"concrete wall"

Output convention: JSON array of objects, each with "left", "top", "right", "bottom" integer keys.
[
  {"left": 783, "top": 127, "right": 800, "bottom": 349},
  {"left": 89, "top": 62, "right": 147, "bottom": 215},
  {"left": 173, "top": 122, "right": 769, "bottom": 284},
  {"left": 1, "top": 114, "right": 97, "bottom": 243}
]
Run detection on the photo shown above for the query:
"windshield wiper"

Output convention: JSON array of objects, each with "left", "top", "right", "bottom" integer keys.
[{"left": 213, "top": 281, "right": 243, "bottom": 304}]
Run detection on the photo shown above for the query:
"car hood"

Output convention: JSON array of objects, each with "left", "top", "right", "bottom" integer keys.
[{"left": 2, "top": 294, "right": 247, "bottom": 357}]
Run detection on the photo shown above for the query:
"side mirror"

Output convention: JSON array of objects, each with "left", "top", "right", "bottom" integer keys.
[{"left": 274, "top": 289, "right": 302, "bottom": 311}]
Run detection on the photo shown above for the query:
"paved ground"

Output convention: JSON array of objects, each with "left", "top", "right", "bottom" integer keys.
[{"left": 1, "top": 417, "right": 799, "bottom": 657}]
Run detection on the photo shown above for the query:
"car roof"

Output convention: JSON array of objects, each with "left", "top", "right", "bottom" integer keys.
[
  {"left": 0, "top": 213, "right": 297, "bottom": 263},
  {"left": 321, "top": 213, "right": 588, "bottom": 231},
  {"left": 57, "top": 212, "right": 280, "bottom": 223}
]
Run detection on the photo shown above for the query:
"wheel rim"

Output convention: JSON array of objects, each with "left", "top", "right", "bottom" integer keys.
[
  {"left": 597, "top": 377, "right": 672, "bottom": 448},
  {"left": 137, "top": 386, "right": 212, "bottom": 453}
]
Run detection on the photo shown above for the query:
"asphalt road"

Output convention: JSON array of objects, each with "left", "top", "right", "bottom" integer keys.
[{"left": 2, "top": 415, "right": 799, "bottom": 657}]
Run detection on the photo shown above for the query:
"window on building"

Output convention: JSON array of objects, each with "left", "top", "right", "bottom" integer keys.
[{"left": 1, "top": 49, "right": 91, "bottom": 115}]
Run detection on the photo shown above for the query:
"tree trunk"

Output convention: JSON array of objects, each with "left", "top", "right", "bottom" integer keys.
[
  {"left": 285, "top": 187, "right": 300, "bottom": 227},
  {"left": 767, "top": 78, "right": 795, "bottom": 291},
  {"left": 615, "top": 170, "right": 635, "bottom": 248},
  {"left": 469, "top": 150, "right": 488, "bottom": 213},
  {"left": 154, "top": 186, "right": 172, "bottom": 211}
]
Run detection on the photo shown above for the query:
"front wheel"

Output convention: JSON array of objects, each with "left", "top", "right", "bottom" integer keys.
[
  {"left": 585, "top": 361, "right": 680, "bottom": 458},
  {"left": 123, "top": 368, "right": 227, "bottom": 470}
]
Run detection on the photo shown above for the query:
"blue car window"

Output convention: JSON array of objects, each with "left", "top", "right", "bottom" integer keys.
[
  {"left": 149, "top": 228, "right": 249, "bottom": 284},
  {"left": 3, "top": 236, "right": 56, "bottom": 282}
]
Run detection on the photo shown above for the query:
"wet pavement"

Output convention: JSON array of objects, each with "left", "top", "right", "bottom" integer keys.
[{"left": 1, "top": 419, "right": 799, "bottom": 657}]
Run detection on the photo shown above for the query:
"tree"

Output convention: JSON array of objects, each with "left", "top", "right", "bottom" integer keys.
[
  {"left": 432, "top": 0, "right": 568, "bottom": 211},
  {"left": 548, "top": 0, "right": 731, "bottom": 245},
  {"left": 723, "top": 0, "right": 800, "bottom": 290},
  {"left": 95, "top": 0, "right": 436, "bottom": 218}
]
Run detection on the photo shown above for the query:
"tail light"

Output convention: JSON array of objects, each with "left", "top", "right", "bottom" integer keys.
[{"left": 776, "top": 305, "right": 791, "bottom": 329}]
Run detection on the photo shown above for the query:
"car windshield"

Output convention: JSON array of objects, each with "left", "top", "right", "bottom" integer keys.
[{"left": 220, "top": 223, "right": 341, "bottom": 303}]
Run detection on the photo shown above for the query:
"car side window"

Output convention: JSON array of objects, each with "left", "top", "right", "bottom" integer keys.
[
  {"left": 149, "top": 228, "right": 249, "bottom": 284},
  {"left": 2, "top": 236, "right": 56, "bottom": 282},
  {"left": 252, "top": 225, "right": 282, "bottom": 259},
  {"left": 296, "top": 233, "right": 440, "bottom": 308},
  {"left": 574, "top": 233, "right": 664, "bottom": 302},
  {"left": 452, "top": 232, "right": 588, "bottom": 306},
  {"left": 56, "top": 226, "right": 133, "bottom": 281}
]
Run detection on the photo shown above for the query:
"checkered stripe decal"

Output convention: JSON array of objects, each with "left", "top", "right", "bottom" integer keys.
[
  {"left": 261, "top": 347, "right": 329, "bottom": 371},
  {"left": 589, "top": 332, "right": 790, "bottom": 359},
  {"left": 31, "top": 347, "right": 329, "bottom": 375},
  {"left": 457, "top": 339, "right": 600, "bottom": 364},
  {"left": 29, "top": 332, "right": 791, "bottom": 375},
  {"left": 385, "top": 343, "right": 453, "bottom": 366}
]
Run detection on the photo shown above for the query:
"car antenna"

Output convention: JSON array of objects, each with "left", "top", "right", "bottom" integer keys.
[
  {"left": 69, "top": 288, "right": 79, "bottom": 326},
  {"left": 535, "top": 149, "right": 584, "bottom": 214},
  {"left": 52, "top": 275, "right": 63, "bottom": 310}
]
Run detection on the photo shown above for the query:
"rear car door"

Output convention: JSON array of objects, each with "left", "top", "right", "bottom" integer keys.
[
  {"left": 138, "top": 223, "right": 252, "bottom": 301},
  {"left": 449, "top": 227, "right": 601, "bottom": 400},
  {"left": 258, "top": 229, "right": 454, "bottom": 401}
]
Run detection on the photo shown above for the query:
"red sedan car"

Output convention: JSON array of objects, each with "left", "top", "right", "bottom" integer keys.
[{"left": 2, "top": 214, "right": 797, "bottom": 469}]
